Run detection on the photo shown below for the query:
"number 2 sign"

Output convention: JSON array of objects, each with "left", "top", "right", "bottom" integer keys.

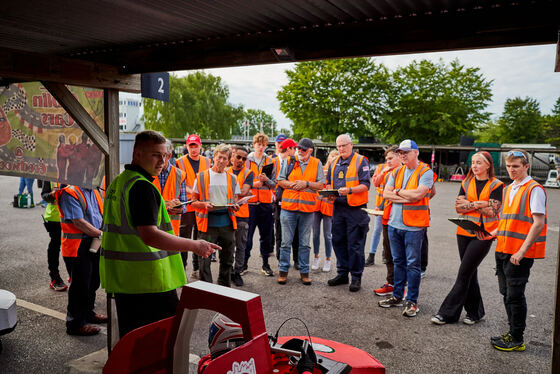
[{"left": 141, "top": 72, "right": 170, "bottom": 102}]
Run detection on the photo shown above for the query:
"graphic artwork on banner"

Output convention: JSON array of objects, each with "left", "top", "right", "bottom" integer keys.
[{"left": 0, "top": 83, "right": 105, "bottom": 188}]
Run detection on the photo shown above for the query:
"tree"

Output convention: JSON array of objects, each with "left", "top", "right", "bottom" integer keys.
[
  {"left": 236, "top": 109, "right": 277, "bottom": 138},
  {"left": 380, "top": 59, "right": 493, "bottom": 144},
  {"left": 543, "top": 97, "right": 560, "bottom": 146},
  {"left": 143, "top": 73, "right": 243, "bottom": 139},
  {"left": 277, "top": 58, "right": 390, "bottom": 142},
  {"left": 493, "top": 97, "right": 544, "bottom": 143}
]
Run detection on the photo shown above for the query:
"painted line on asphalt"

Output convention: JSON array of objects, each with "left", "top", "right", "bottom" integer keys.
[{"left": 16, "top": 299, "right": 107, "bottom": 335}]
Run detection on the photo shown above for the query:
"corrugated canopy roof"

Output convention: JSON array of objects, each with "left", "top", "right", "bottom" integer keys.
[{"left": 0, "top": 0, "right": 558, "bottom": 90}]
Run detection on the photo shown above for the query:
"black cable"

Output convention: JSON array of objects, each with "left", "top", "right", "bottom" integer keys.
[{"left": 271, "top": 317, "right": 313, "bottom": 347}]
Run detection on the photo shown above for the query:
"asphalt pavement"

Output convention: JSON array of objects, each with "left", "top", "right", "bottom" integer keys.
[{"left": 0, "top": 175, "right": 557, "bottom": 373}]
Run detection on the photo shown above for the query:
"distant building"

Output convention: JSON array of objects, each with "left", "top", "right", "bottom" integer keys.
[{"left": 118, "top": 93, "right": 144, "bottom": 132}]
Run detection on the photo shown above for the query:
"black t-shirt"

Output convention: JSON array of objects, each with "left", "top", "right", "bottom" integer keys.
[
  {"left": 231, "top": 168, "right": 254, "bottom": 187},
  {"left": 458, "top": 178, "right": 503, "bottom": 202},
  {"left": 188, "top": 155, "right": 201, "bottom": 175},
  {"left": 127, "top": 164, "right": 162, "bottom": 227}
]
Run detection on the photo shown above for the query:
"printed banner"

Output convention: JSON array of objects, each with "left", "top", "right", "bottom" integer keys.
[{"left": 0, "top": 83, "right": 105, "bottom": 188}]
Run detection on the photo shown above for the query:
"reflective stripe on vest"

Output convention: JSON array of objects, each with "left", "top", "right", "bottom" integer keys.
[
  {"left": 100, "top": 169, "right": 186, "bottom": 294},
  {"left": 248, "top": 156, "right": 275, "bottom": 203},
  {"left": 496, "top": 180, "right": 547, "bottom": 259},
  {"left": 457, "top": 177, "right": 503, "bottom": 237},
  {"left": 227, "top": 166, "right": 250, "bottom": 218},
  {"left": 329, "top": 152, "right": 369, "bottom": 207},
  {"left": 281, "top": 156, "right": 320, "bottom": 213},
  {"left": 195, "top": 169, "right": 238, "bottom": 232},
  {"left": 393, "top": 164, "right": 430, "bottom": 227},
  {"left": 175, "top": 155, "right": 210, "bottom": 212},
  {"left": 153, "top": 165, "right": 185, "bottom": 235}
]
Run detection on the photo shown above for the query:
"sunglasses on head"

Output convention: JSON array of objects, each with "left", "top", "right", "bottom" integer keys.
[
  {"left": 506, "top": 151, "right": 527, "bottom": 160},
  {"left": 236, "top": 155, "right": 247, "bottom": 161}
]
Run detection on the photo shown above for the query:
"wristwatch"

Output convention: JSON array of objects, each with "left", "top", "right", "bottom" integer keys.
[
  {"left": 349, "top": 187, "right": 353, "bottom": 194},
  {"left": 306, "top": 181, "right": 310, "bottom": 188}
]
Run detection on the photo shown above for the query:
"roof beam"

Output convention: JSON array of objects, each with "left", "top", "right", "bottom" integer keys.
[{"left": 0, "top": 48, "right": 140, "bottom": 92}]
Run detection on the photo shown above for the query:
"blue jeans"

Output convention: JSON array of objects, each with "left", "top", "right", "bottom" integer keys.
[
  {"left": 312, "top": 211, "right": 332, "bottom": 258},
  {"left": 388, "top": 226, "right": 424, "bottom": 303},
  {"left": 18, "top": 177, "right": 34, "bottom": 196},
  {"left": 368, "top": 214, "right": 383, "bottom": 255},
  {"left": 279, "top": 210, "right": 313, "bottom": 273}
]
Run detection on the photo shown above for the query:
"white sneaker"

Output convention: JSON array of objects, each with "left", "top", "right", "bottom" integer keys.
[
  {"left": 322, "top": 260, "right": 331, "bottom": 272},
  {"left": 311, "top": 257, "right": 320, "bottom": 270}
]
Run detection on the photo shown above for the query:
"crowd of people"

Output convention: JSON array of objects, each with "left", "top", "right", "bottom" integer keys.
[{"left": 37, "top": 130, "right": 547, "bottom": 353}]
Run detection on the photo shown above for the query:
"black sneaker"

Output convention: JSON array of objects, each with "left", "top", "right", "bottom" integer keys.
[
  {"left": 49, "top": 276, "right": 68, "bottom": 292},
  {"left": 294, "top": 262, "right": 300, "bottom": 271},
  {"left": 349, "top": 279, "right": 361, "bottom": 292},
  {"left": 491, "top": 332, "right": 510, "bottom": 344},
  {"left": 492, "top": 333, "right": 525, "bottom": 351},
  {"left": 232, "top": 272, "right": 244, "bottom": 287},
  {"left": 327, "top": 275, "right": 349, "bottom": 286},
  {"left": 261, "top": 264, "right": 274, "bottom": 277},
  {"left": 365, "top": 253, "right": 375, "bottom": 267},
  {"left": 240, "top": 265, "right": 249, "bottom": 275}
]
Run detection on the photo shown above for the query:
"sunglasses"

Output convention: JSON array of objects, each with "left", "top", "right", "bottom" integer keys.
[
  {"left": 297, "top": 147, "right": 310, "bottom": 151},
  {"left": 235, "top": 155, "right": 247, "bottom": 161},
  {"left": 506, "top": 150, "right": 527, "bottom": 160}
]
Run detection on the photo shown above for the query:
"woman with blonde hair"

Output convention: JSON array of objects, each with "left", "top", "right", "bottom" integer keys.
[{"left": 431, "top": 151, "right": 503, "bottom": 325}]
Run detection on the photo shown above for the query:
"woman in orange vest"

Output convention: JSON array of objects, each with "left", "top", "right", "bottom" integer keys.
[
  {"left": 311, "top": 150, "right": 338, "bottom": 272},
  {"left": 431, "top": 151, "right": 503, "bottom": 326}
]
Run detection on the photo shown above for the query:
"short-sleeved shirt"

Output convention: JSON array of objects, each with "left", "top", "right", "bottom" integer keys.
[
  {"left": 193, "top": 170, "right": 241, "bottom": 227},
  {"left": 506, "top": 176, "right": 546, "bottom": 215},
  {"left": 278, "top": 156, "right": 325, "bottom": 183},
  {"left": 126, "top": 164, "right": 162, "bottom": 228},
  {"left": 387, "top": 165, "right": 434, "bottom": 231},
  {"left": 326, "top": 152, "right": 370, "bottom": 206},
  {"left": 59, "top": 187, "right": 103, "bottom": 235}
]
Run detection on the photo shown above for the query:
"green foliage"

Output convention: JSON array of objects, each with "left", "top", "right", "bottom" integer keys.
[
  {"left": 381, "top": 59, "right": 493, "bottom": 144},
  {"left": 277, "top": 58, "right": 390, "bottom": 142},
  {"left": 142, "top": 73, "right": 243, "bottom": 139},
  {"left": 237, "top": 109, "right": 277, "bottom": 137},
  {"left": 543, "top": 97, "right": 560, "bottom": 146},
  {"left": 492, "top": 97, "right": 544, "bottom": 143}
]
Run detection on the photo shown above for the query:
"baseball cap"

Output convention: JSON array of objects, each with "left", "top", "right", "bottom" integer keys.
[
  {"left": 186, "top": 134, "right": 201, "bottom": 145},
  {"left": 397, "top": 139, "right": 418, "bottom": 152},
  {"left": 275, "top": 133, "right": 287, "bottom": 143},
  {"left": 297, "top": 138, "right": 314, "bottom": 151},
  {"left": 280, "top": 138, "right": 298, "bottom": 149}
]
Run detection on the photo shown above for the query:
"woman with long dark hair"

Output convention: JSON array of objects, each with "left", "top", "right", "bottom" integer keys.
[{"left": 431, "top": 151, "right": 503, "bottom": 325}]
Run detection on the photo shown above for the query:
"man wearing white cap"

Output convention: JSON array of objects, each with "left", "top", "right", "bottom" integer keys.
[{"left": 378, "top": 139, "right": 433, "bottom": 318}]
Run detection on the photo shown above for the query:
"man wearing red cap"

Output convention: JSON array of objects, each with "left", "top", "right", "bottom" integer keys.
[{"left": 175, "top": 134, "right": 212, "bottom": 278}]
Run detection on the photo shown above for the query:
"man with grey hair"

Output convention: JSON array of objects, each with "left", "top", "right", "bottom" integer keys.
[
  {"left": 191, "top": 144, "right": 241, "bottom": 286},
  {"left": 326, "top": 134, "right": 371, "bottom": 292}
]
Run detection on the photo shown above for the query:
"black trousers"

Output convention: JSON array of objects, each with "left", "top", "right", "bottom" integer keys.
[
  {"left": 114, "top": 290, "right": 178, "bottom": 338},
  {"left": 43, "top": 220, "right": 62, "bottom": 279},
  {"left": 274, "top": 202, "right": 299, "bottom": 262},
  {"left": 437, "top": 235, "right": 492, "bottom": 322},
  {"left": 179, "top": 211, "right": 199, "bottom": 270},
  {"left": 66, "top": 237, "right": 100, "bottom": 331},
  {"left": 496, "top": 252, "right": 534, "bottom": 341},
  {"left": 245, "top": 203, "right": 274, "bottom": 267},
  {"left": 199, "top": 226, "right": 236, "bottom": 287},
  {"left": 381, "top": 224, "right": 394, "bottom": 285}
]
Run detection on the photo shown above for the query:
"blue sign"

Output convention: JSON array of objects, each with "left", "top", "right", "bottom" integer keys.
[{"left": 141, "top": 72, "right": 169, "bottom": 102}]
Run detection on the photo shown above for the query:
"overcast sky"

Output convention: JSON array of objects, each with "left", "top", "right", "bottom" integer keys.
[{"left": 176, "top": 44, "right": 560, "bottom": 131}]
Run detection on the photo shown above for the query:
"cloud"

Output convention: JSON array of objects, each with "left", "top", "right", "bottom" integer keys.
[{"left": 176, "top": 44, "right": 560, "bottom": 132}]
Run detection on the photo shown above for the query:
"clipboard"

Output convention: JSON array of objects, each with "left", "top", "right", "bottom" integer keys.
[
  {"left": 362, "top": 208, "right": 384, "bottom": 216},
  {"left": 261, "top": 163, "right": 274, "bottom": 179},
  {"left": 448, "top": 218, "right": 491, "bottom": 236},
  {"left": 318, "top": 189, "right": 340, "bottom": 197}
]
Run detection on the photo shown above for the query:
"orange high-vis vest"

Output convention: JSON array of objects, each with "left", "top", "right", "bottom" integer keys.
[
  {"left": 315, "top": 164, "right": 333, "bottom": 216},
  {"left": 381, "top": 172, "right": 393, "bottom": 225},
  {"left": 329, "top": 152, "right": 369, "bottom": 207},
  {"left": 281, "top": 156, "right": 320, "bottom": 213},
  {"left": 153, "top": 165, "right": 186, "bottom": 235},
  {"left": 56, "top": 186, "right": 103, "bottom": 258},
  {"left": 392, "top": 163, "right": 431, "bottom": 227},
  {"left": 496, "top": 179, "right": 547, "bottom": 259},
  {"left": 227, "top": 166, "right": 251, "bottom": 218},
  {"left": 175, "top": 155, "right": 210, "bottom": 212},
  {"left": 194, "top": 169, "right": 238, "bottom": 233},
  {"left": 457, "top": 177, "right": 503, "bottom": 237},
  {"left": 374, "top": 163, "right": 386, "bottom": 209},
  {"left": 248, "top": 155, "right": 276, "bottom": 204}
]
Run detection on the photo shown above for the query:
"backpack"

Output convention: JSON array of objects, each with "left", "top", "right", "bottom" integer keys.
[
  {"left": 13, "top": 193, "right": 34, "bottom": 208},
  {"left": 275, "top": 156, "right": 297, "bottom": 202}
]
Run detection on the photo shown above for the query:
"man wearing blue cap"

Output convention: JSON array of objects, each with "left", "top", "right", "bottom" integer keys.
[{"left": 378, "top": 139, "right": 433, "bottom": 317}]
